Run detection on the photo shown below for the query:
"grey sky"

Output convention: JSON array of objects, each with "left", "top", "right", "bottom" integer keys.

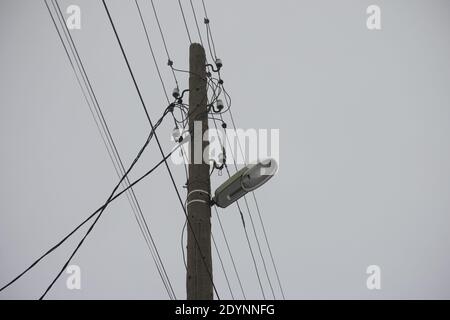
[{"left": 1, "top": 0, "right": 450, "bottom": 299}]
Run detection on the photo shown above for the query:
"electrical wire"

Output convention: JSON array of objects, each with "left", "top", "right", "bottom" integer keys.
[
  {"left": 135, "top": 0, "right": 189, "bottom": 186},
  {"left": 213, "top": 106, "right": 276, "bottom": 299},
  {"left": 213, "top": 206, "right": 246, "bottom": 300},
  {"left": 177, "top": 0, "right": 192, "bottom": 44},
  {"left": 147, "top": 0, "right": 179, "bottom": 88},
  {"left": 201, "top": 0, "right": 218, "bottom": 62},
  {"left": 212, "top": 233, "right": 234, "bottom": 299},
  {"left": 136, "top": 0, "right": 170, "bottom": 102},
  {"left": 206, "top": 78, "right": 275, "bottom": 299},
  {"left": 201, "top": 0, "right": 217, "bottom": 58},
  {"left": 205, "top": 22, "right": 217, "bottom": 64},
  {"left": 213, "top": 97, "right": 276, "bottom": 299},
  {"left": 209, "top": 110, "right": 266, "bottom": 299},
  {"left": 226, "top": 103, "right": 285, "bottom": 299},
  {"left": 203, "top": 76, "right": 262, "bottom": 300},
  {"left": 136, "top": 2, "right": 193, "bottom": 275},
  {"left": 171, "top": 75, "right": 249, "bottom": 299},
  {"left": 189, "top": 0, "right": 204, "bottom": 46},
  {"left": 48, "top": 0, "right": 176, "bottom": 299},
  {"left": 224, "top": 98, "right": 285, "bottom": 299},
  {"left": 136, "top": 3, "right": 210, "bottom": 289},
  {"left": 199, "top": 1, "right": 286, "bottom": 297},
  {"left": 103, "top": 0, "right": 220, "bottom": 299}
]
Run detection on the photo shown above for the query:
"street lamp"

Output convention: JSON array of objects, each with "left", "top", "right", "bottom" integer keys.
[{"left": 212, "top": 158, "right": 278, "bottom": 208}]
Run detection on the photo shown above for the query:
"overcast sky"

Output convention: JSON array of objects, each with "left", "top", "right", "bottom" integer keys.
[{"left": 1, "top": 0, "right": 450, "bottom": 299}]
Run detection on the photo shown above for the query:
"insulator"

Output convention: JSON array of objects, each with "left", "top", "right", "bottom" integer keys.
[
  {"left": 172, "top": 87, "right": 180, "bottom": 98},
  {"left": 215, "top": 58, "right": 223, "bottom": 69}
]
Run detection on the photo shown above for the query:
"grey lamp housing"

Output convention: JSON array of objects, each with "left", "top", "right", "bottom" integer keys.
[{"left": 213, "top": 158, "right": 278, "bottom": 208}]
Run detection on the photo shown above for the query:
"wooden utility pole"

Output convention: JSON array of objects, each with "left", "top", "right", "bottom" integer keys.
[{"left": 186, "top": 43, "right": 213, "bottom": 300}]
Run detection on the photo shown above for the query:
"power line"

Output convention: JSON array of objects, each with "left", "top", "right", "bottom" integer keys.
[
  {"left": 236, "top": 202, "right": 266, "bottom": 299},
  {"left": 40, "top": 0, "right": 282, "bottom": 301},
  {"left": 201, "top": 2, "right": 286, "bottom": 296},
  {"left": 177, "top": 0, "right": 192, "bottom": 44},
  {"left": 146, "top": 0, "right": 179, "bottom": 89},
  {"left": 135, "top": 0, "right": 170, "bottom": 103},
  {"left": 149, "top": 0, "right": 171, "bottom": 61},
  {"left": 201, "top": 78, "right": 248, "bottom": 300},
  {"left": 189, "top": 0, "right": 204, "bottom": 47},
  {"left": 201, "top": 0, "right": 217, "bottom": 62},
  {"left": 135, "top": 0, "right": 189, "bottom": 182},
  {"left": 214, "top": 92, "right": 275, "bottom": 299},
  {"left": 213, "top": 106, "right": 276, "bottom": 298},
  {"left": 206, "top": 86, "right": 266, "bottom": 299},
  {"left": 212, "top": 233, "right": 234, "bottom": 299},
  {"left": 142, "top": 3, "right": 233, "bottom": 298},
  {"left": 48, "top": 0, "right": 176, "bottom": 299},
  {"left": 137, "top": 5, "right": 224, "bottom": 297},
  {"left": 179, "top": 72, "right": 244, "bottom": 299},
  {"left": 251, "top": 192, "right": 286, "bottom": 299},
  {"left": 180, "top": 73, "right": 265, "bottom": 299},
  {"left": 241, "top": 192, "right": 276, "bottom": 298},
  {"left": 137, "top": 1, "right": 192, "bottom": 283},
  {"left": 43, "top": 0, "right": 109, "bottom": 159},
  {"left": 201, "top": 0, "right": 217, "bottom": 58},
  {"left": 54, "top": 0, "right": 176, "bottom": 300},
  {"left": 226, "top": 103, "right": 286, "bottom": 299},
  {"left": 102, "top": 0, "right": 220, "bottom": 299},
  {"left": 213, "top": 206, "right": 246, "bottom": 299}
]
